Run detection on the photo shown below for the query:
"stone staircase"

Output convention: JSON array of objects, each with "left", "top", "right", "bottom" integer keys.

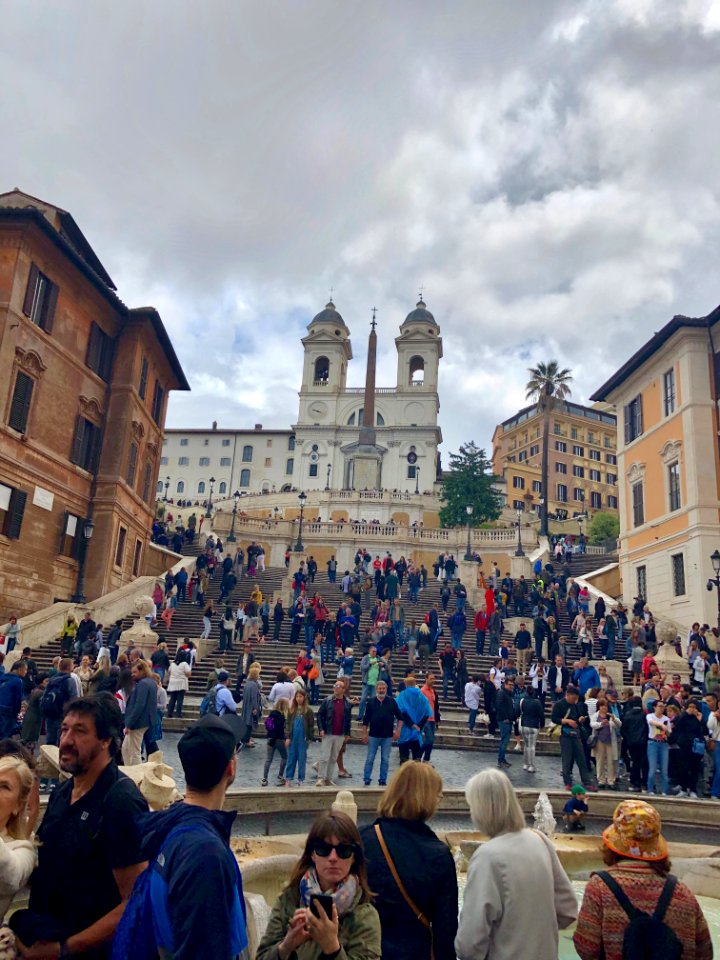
[{"left": 29, "top": 545, "right": 623, "bottom": 754}]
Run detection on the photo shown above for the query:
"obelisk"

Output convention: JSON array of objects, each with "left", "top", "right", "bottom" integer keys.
[
  {"left": 358, "top": 308, "right": 378, "bottom": 447},
  {"left": 342, "top": 308, "right": 385, "bottom": 490}
]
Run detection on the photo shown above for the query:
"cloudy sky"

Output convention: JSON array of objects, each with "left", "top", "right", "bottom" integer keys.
[{"left": 2, "top": 0, "right": 720, "bottom": 457}]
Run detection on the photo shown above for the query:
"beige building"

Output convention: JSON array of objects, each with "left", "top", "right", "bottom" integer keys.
[
  {"left": 492, "top": 400, "right": 618, "bottom": 524},
  {"left": 591, "top": 306, "right": 720, "bottom": 629}
]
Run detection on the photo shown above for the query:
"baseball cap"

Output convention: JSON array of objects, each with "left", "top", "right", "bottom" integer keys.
[
  {"left": 571, "top": 785, "right": 587, "bottom": 796},
  {"left": 178, "top": 715, "right": 236, "bottom": 791}
]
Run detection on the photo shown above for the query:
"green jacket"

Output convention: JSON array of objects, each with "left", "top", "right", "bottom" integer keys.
[{"left": 256, "top": 883, "right": 381, "bottom": 960}]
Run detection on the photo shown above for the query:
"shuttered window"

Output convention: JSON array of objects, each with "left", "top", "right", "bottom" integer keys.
[
  {"left": 58, "top": 511, "right": 82, "bottom": 559},
  {"left": 86, "top": 323, "right": 114, "bottom": 381},
  {"left": 139, "top": 357, "right": 149, "bottom": 400},
  {"left": 624, "top": 396, "right": 643, "bottom": 444},
  {"left": 22, "top": 264, "right": 58, "bottom": 332},
  {"left": 0, "top": 485, "right": 27, "bottom": 540},
  {"left": 142, "top": 462, "right": 152, "bottom": 503},
  {"left": 114, "top": 526, "right": 127, "bottom": 568},
  {"left": 70, "top": 417, "right": 102, "bottom": 472},
  {"left": 151, "top": 381, "right": 164, "bottom": 423},
  {"left": 126, "top": 442, "right": 138, "bottom": 487},
  {"left": 8, "top": 372, "right": 34, "bottom": 433}
]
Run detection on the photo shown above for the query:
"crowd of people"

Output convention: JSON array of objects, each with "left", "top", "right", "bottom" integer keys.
[{"left": 0, "top": 707, "right": 712, "bottom": 960}]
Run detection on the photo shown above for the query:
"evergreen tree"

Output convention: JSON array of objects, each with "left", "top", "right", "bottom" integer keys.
[
  {"left": 588, "top": 511, "right": 619, "bottom": 545},
  {"left": 439, "top": 442, "right": 503, "bottom": 527}
]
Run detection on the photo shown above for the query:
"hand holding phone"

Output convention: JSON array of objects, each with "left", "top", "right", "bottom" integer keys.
[{"left": 310, "top": 894, "right": 334, "bottom": 920}]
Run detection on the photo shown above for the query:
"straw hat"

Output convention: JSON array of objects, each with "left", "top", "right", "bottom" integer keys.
[{"left": 602, "top": 799, "right": 669, "bottom": 862}]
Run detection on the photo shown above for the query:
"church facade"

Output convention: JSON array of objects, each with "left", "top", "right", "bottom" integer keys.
[{"left": 292, "top": 298, "right": 443, "bottom": 495}]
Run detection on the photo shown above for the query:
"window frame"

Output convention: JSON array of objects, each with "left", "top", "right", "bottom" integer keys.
[
  {"left": 631, "top": 480, "right": 644, "bottom": 527},
  {"left": 8, "top": 370, "right": 34, "bottom": 434},
  {"left": 671, "top": 553, "right": 686, "bottom": 597},
  {"left": 85, "top": 323, "right": 114, "bottom": 382},
  {"left": 663, "top": 368, "right": 676, "bottom": 417},
  {"left": 114, "top": 525, "right": 127, "bottom": 569},
  {"left": 668, "top": 460, "right": 681, "bottom": 512},
  {"left": 239, "top": 468, "right": 251, "bottom": 487},
  {"left": 22, "top": 264, "right": 58, "bottom": 332},
  {"left": 242, "top": 445, "right": 253, "bottom": 463}
]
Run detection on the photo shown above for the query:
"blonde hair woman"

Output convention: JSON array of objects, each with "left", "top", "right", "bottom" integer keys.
[
  {"left": 240, "top": 663, "right": 263, "bottom": 748},
  {"left": 0, "top": 755, "right": 38, "bottom": 919},
  {"left": 361, "top": 762, "right": 457, "bottom": 960},
  {"left": 456, "top": 768, "right": 577, "bottom": 960}
]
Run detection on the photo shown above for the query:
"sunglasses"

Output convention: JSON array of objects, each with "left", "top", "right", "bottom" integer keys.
[{"left": 313, "top": 840, "right": 356, "bottom": 860}]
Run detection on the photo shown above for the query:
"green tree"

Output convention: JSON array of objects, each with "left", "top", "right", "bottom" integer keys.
[
  {"left": 525, "top": 360, "right": 573, "bottom": 537},
  {"left": 588, "top": 511, "right": 619, "bottom": 545},
  {"left": 439, "top": 442, "right": 503, "bottom": 528}
]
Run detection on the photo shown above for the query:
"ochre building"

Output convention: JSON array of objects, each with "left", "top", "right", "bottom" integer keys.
[
  {"left": 591, "top": 306, "right": 720, "bottom": 628},
  {"left": 0, "top": 189, "right": 189, "bottom": 619}
]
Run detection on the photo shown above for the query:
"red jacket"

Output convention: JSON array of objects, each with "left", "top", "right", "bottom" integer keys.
[{"left": 474, "top": 611, "right": 488, "bottom": 631}]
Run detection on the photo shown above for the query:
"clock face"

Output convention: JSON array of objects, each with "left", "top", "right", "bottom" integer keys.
[{"left": 308, "top": 401, "right": 327, "bottom": 419}]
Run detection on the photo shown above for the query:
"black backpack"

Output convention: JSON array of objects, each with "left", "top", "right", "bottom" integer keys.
[
  {"left": 596, "top": 871, "right": 682, "bottom": 960},
  {"left": 40, "top": 674, "right": 73, "bottom": 720}
]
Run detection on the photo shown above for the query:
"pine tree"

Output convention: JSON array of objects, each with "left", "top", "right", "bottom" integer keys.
[{"left": 438, "top": 442, "right": 503, "bottom": 527}]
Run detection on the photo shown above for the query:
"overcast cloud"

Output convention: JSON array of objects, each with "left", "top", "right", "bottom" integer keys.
[{"left": 2, "top": 0, "right": 720, "bottom": 457}]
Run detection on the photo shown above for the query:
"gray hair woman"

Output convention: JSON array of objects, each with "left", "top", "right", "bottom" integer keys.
[{"left": 455, "top": 769, "right": 577, "bottom": 960}]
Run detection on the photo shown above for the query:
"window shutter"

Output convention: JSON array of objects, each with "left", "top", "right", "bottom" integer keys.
[
  {"left": 5, "top": 488, "right": 27, "bottom": 539},
  {"left": 127, "top": 442, "right": 138, "bottom": 486},
  {"left": 86, "top": 324, "right": 102, "bottom": 372},
  {"left": 57, "top": 510, "right": 70, "bottom": 554},
  {"left": 143, "top": 462, "right": 152, "bottom": 502},
  {"left": 70, "top": 416, "right": 84, "bottom": 466},
  {"left": 623, "top": 405, "right": 631, "bottom": 445},
  {"left": 100, "top": 334, "right": 114, "bottom": 381},
  {"left": 8, "top": 372, "right": 34, "bottom": 433},
  {"left": 22, "top": 264, "right": 39, "bottom": 317},
  {"left": 636, "top": 395, "right": 643, "bottom": 436},
  {"left": 90, "top": 423, "right": 102, "bottom": 472},
  {"left": 41, "top": 282, "right": 58, "bottom": 333}
]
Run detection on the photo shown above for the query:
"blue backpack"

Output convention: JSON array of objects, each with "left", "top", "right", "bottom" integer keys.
[
  {"left": 112, "top": 823, "right": 248, "bottom": 959},
  {"left": 199, "top": 684, "right": 221, "bottom": 717}
]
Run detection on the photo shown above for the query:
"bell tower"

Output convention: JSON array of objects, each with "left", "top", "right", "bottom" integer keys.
[
  {"left": 395, "top": 297, "right": 443, "bottom": 391},
  {"left": 300, "top": 300, "right": 352, "bottom": 394}
]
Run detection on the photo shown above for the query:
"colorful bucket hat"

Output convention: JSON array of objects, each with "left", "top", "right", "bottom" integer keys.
[{"left": 602, "top": 800, "right": 669, "bottom": 862}]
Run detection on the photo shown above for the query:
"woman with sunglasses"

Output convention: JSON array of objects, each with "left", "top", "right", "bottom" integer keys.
[{"left": 257, "top": 811, "right": 381, "bottom": 960}]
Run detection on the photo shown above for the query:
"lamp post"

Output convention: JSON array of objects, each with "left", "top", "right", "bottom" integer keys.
[
  {"left": 415, "top": 467, "right": 420, "bottom": 496},
  {"left": 515, "top": 506, "right": 525, "bottom": 558},
  {"left": 326, "top": 462, "right": 331, "bottom": 491},
  {"left": 163, "top": 475, "right": 170, "bottom": 502},
  {"left": 227, "top": 490, "right": 241, "bottom": 542},
  {"left": 294, "top": 490, "right": 307, "bottom": 552},
  {"left": 71, "top": 517, "right": 95, "bottom": 604},
  {"left": 464, "top": 505, "right": 474, "bottom": 561},
  {"left": 205, "top": 476, "right": 216, "bottom": 519},
  {"left": 707, "top": 549, "right": 720, "bottom": 629}
]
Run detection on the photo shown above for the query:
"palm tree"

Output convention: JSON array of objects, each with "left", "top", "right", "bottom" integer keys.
[{"left": 525, "top": 361, "right": 573, "bottom": 537}]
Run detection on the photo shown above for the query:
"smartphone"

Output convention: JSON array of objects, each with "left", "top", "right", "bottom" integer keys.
[{"left": 310, "top": 894, "right": 334, "bottom": 919}]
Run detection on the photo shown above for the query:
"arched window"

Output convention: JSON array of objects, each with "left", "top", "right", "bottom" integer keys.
[
  {"left": 242, "top": 445, "right": 253, "bottom": 462},
  {"left": 219, "top": 481, "right": 227, "bottom": 494},
  {"left": 197, "top": 481, "right": 206, "bottom": 494},
  {"left": 156, "top": 481, "right": 163, "bottom": 493},
  {"left": 314, "top": 356, "right": 330, "bottom": 383},
  {"left": 281, "top": 483, "right": 292, "bottom": 492},
  {"left": 409, "top": 355, "right": 425, "bottom": 385},
  {"left": 288, "top": 435, "right": 296, "bottom": 451},
  {"left": 347, "top": 408, "right": 385, "bottom": 426},
  {"left": 176, "top": 480, "right": 185, "bottom": 494},
  {"left": 240, "top": 469, "right": 251, "bottom": 487},
  {"left": 261, "top": 481, "right": 270, "bottom": 492}
]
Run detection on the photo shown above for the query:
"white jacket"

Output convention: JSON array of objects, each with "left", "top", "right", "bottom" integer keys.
[
  {"left": 0, "top": 832, "right": 36, "bottom": 920},
  {"left": 456, "top": 829, "right": 577, "bottom": 960}
]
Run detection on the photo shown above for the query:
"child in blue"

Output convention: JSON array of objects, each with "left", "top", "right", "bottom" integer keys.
[
  {"left": 284, "top": 688, "right": 315, "bottom": 787},
  {"left": 563, "top": 785, "right": 589, "bottom": 832}
]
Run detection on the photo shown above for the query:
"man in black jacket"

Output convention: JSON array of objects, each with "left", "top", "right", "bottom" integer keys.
[
  {"left": 551, "top": 685, "right": 596, "bottom": 791},
  {"left": 495, "top": 677, "right": 517, "bottom": 768},
  {"left": 362, "top": 681, "right": 402, "bottom": 786},
  {"left": 620, "top": 696, "right": 648, "bottom": 791},
  {"left": 548, "top": 655, "right": 570, "bottom": 702}
]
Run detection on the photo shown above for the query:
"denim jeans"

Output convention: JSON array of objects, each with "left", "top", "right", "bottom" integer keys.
[
  {"left": 711, "top": 753, "right": 720, "bottom": 798},
  {"left": 646, "top": 739, "right": 669, "bottom": 794},
  {"left": 263, "top": 741, "right": 287, "bottom": 781},
  {"left": 305, "top": 624, "right": 315, "bottom": 649},
  {"left": 456, "top": 597, "right": 466, "bottom": 612},
  {"left": 328, "top": 570, "right": 336, "bottom": 583},
  {"left": 468, "top": 708, "right": 478, "bottom": 733},
  {"left": 451, "top": 631, "right": 463, "bottom": 651},
  {"left": 363, "top": 736, "right": 392, "bottom": 784},
  {"left": 285, "top": 736, "right": 308, "bottom": 782},
  {"left": 358, "top": 684, "right": 375, "bottom": 721},
  {"left": 475, "top": 631, "right": 485, "bottom": 655},
  {"left": 324, "top": 636, "right": 336, "bottom": 664},
  {"left": 498, "top": 720, "right": 512, "bottom": 763},
  {"left": 442, "top": 669, "right": 454, "bottom": 699},
  {"left": 422, "top": 721, "right": 435, "bottom": 761},
  {"left": 409, "top": 587, "right": 418, "bottom": 603}
]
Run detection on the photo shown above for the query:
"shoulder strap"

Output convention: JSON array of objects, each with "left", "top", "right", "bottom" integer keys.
[
  {"left": 653, "top": 875, "right": 677, "bottom": 921},
  {"left": 596, "top": 871, "right": 639, "bottom": 920},
  {"left": 374, "top": 824, "right": 430, "bottom": 930}
]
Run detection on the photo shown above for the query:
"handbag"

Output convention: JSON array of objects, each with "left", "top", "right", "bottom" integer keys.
[
  {"left": 692, "top": 737, "right": 707, "bottom": 756},
  {"left": 374, "top": 824, "right": 433, "bottom": 954}
]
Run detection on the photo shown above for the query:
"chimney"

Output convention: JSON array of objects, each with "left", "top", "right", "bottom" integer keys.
[
  {"left": 212, "top": 421, "right": 217, "bottom": 430},
  {"left": 254, "top": 423, "right": 262, "bottom": 431}
]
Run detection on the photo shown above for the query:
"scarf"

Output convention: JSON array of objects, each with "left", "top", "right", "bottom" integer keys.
[{"left": 299, "top": 867, "right": 358, "bottom": 917}]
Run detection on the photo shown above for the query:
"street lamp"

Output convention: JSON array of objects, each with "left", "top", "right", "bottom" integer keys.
[
  {"left": 205, "top": 476, "right": 216, "bottom": 518},
  {"left": 163, "top": 475, "right": 170, "bottom": 502},
  {"left": 515, "top": 506, "right": 525, "bottom": 558},
  {"left": 294, "top": 490, "right": 307, "bottom": 552},
  {"left": 707, "top": 549, "right": 720, "bottom": 629},
  {"left": 227, "top": 490, "right": 241, "bottom": 542},
  {"left": 326, "top": 462, "right": 331, "bottom": 490},
  {"left": 464, "top": 504, "right": 474, "bottom": 561},
  {"left": 71, "top": 518, "right": 95, "bottom": 604}
]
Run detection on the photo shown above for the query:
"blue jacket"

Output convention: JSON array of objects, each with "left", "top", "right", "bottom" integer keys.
[
  {"left": 573, "top": 665, "right": 601, "bottom": 697},
  {"left": 396, "top": 687, "right": 432, "bottom": 744},
  {"left": 137, "top": 803, "right": 248, "bottom": 960},
  {"left": 0, "top": 673, "right": 23, "bottom": 716}
]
